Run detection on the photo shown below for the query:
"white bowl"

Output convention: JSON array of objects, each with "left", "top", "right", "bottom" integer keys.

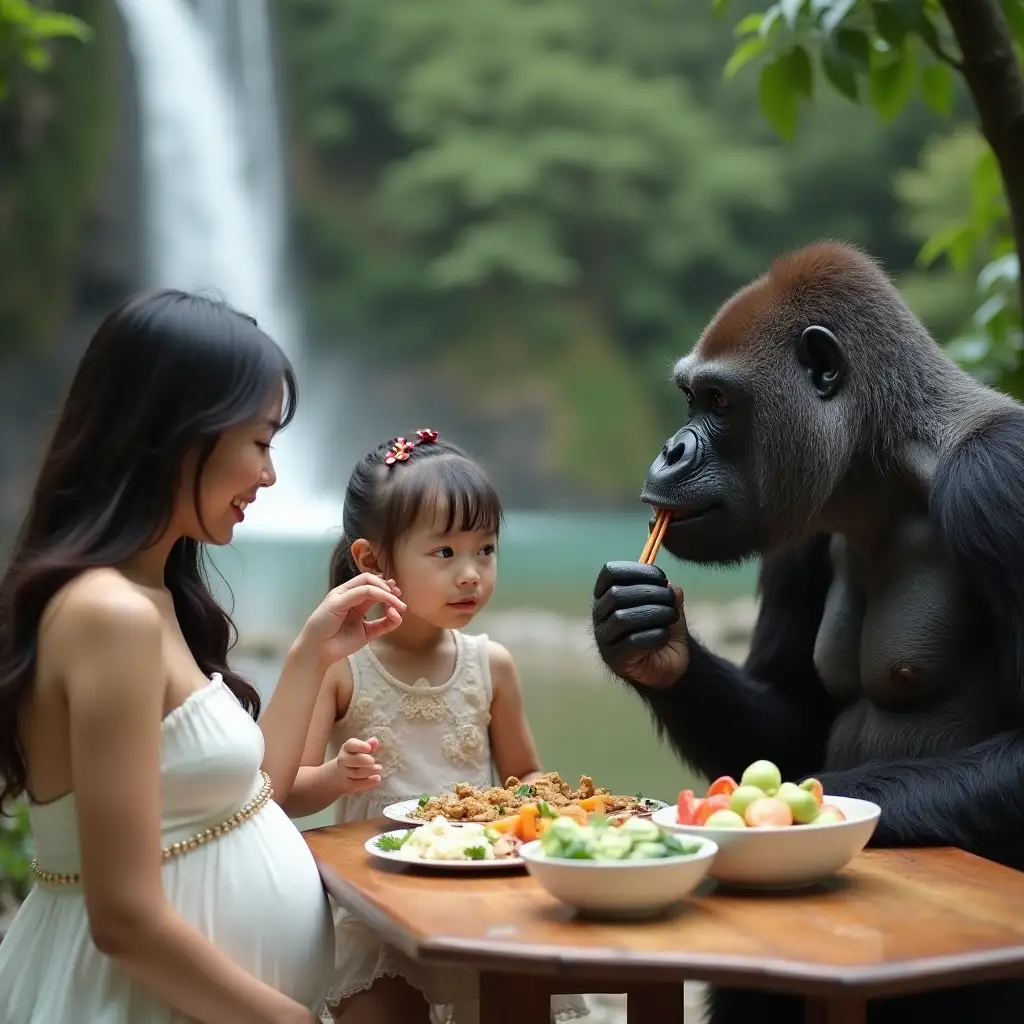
[
  {"left": 518, "top": 836, "right": 719, "bottom": 919},
  {"left": 650, "top": 795, "right": 880, "bottom": 889}
]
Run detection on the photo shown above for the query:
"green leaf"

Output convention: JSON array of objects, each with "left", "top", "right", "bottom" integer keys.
[
  {"left": 822, "top": 40, "right": 859, "bottom": 100},
  {"left": 21, "top": 42, "right": 50, "bottom": 72},
  {"left": 868, "top": 43, "right": 918, "bottom": 122},
  {"left": 417, "top": 793, "right": 429, "bottom": 807},
  {"left": 875, "top": 0, "right": 943, "bottom": 56},
  {"left": 760, "top": 5, "right": 783, "bottom": 37},
  {"left": 970, "top": 146, "right": 1008, "bottom": 231},
  {"left": 779, "top": 0, "right": 805, "bottom": 28},
  {"left": 515, "top": 784, "right": 534, "bottom": 797},
  {"left": 920, "top": 62, "right": 953, "bottom": 115},
  {"left": 819, "top": 0, "right": 857, "bottom": 34},
  {"left": 29, "top": 12, "right": 92, "bottom": 42},
  {"left": 0, "top": 0, "right": 35, "bottom": 27},
  {"left": 463, "top": 845, "right": 489, "bottom": 860},
  {"left": 874, "top": 3, "right": 910, "bottom": 48},
  {"left": 375, "top": 830, "right": 414, "bottom": 851},
  {"left": 724, "top": 34, "right": 768, "bottom": 78},
  {"left": 917, "top": 220, "right": 975, "bottom": 271},
  {"left": 835, "top": 27, "right": 871, "bottom": 72},
  {"left": 758, "top": 52, "right": 803, "bottom": 139},
  {"left": 1001, "top": 0, "right": 1024, "bottom": 46},
  {"left": 733, "top": 13, "right": 764, "bottom": 36},
  {"left": 978, "top": 254, "right": 1020, "bottom": 294},
  {"left": 788, "top": 44, "right": 814, "bottom": 98},
  {"left": 821, "top": 28, "right": 868, "bottom": 102}
]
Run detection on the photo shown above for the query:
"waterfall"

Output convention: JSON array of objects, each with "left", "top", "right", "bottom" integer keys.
[{"left": 114, "top": 0, "right": 343, "bottom": 535}]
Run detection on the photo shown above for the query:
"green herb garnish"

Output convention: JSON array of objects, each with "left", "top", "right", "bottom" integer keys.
[
  {"left": 417, "top": 794, "right": 429, "bottom": 807},
  {"left": 496, "top": 806, "right": 505, "bottom": 815},
  {"left": 375, "top": 830, "right": 414, "bottom": 851},
  {"left": 635, "top": 792, "right": 644, "bottom": 801},
  {"left": 515, "top": 783, "right": 534, "bottom": 797},
  {"left": 463, "top": 846, "right": 489, "bottom": 860}
]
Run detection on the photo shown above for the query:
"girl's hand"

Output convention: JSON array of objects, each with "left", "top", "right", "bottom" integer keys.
[
  {"left": 299, "top": 573, "right": 406, "bottom": 669},
  {"left": 336, "top": 736, "right": 383, "bottom": 793}
]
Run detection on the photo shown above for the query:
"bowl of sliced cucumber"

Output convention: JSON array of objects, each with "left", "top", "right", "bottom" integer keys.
[{"left": 519, "top": 815, "right": 718, "bottom": 919}]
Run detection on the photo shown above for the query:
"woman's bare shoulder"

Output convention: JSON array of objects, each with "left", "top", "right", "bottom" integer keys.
[{"left": 40, "top": 568, "right": 163, "bottom": 663}]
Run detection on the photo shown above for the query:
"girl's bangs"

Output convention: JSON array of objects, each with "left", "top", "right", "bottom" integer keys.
[{"left": 382, "top": 455, "right": 503, "bottom": 542}]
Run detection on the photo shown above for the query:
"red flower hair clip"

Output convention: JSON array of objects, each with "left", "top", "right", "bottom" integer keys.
[{"left": 384, "top": 428, "right": 439, "bottom": 465}]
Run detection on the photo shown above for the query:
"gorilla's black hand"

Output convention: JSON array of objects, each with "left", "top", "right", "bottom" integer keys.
[{"left": 592, "top": 561, "right": 689, "bottom": 688}]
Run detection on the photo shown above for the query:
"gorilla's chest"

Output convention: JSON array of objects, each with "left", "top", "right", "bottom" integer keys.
[{"left": 812, "top": 521, "right": 993, "bottom": 712}]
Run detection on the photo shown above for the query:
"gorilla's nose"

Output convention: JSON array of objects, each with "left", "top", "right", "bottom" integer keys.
[
  {"left": 663, "top": 428, "right": 700, "bottom": 469},
  {"left": 646, "top": 427, "right": 702, "bottom": 488}
]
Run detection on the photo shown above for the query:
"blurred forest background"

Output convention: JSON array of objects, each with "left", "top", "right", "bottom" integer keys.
[{"left": 1, "top": 0, "right": 1019, "bottom": 529}]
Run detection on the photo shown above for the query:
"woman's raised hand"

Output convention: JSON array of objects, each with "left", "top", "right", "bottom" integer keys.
[{"left": 300, "top": 573, "right": 406, "bottom": 669}]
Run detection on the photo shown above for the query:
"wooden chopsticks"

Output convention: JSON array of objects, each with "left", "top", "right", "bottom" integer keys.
[{"left": 639, "top": 508, "right": 671, "bottom": 564}]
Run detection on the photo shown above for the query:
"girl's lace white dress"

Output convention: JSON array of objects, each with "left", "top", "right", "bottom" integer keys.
[
  {"left": 0, "top": 674, "right": 335, "bottom": 1023},
  {"left": 323, "top": 629, "right": 589, "bottom": 1023}
]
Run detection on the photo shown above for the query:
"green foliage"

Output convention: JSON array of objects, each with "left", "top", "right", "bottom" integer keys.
[
  {"left": 0, "top": 805, "right": 33, "bottom": 910},
  {"left": 714, "top": 0, "right": 1024, "bottom": 396},
  {"left": 0, "top": 0, "right": 113, "bottom": 359},
  {"left": 279, "top": 0, "right": 949, "bottom": 498},
  {"left": 895, "top": 129, "right": 986, "bottom": 341},
  {"left": 0, "top": 0, "right": 91, "bottom": 101}
]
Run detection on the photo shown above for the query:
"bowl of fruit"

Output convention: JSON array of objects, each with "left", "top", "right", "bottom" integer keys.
[
  {"left": 650, "top": 760, "right": 880, "bottom": 889},
  {"left": 519, "top": 814, "right": 718, "bottom": 919}
]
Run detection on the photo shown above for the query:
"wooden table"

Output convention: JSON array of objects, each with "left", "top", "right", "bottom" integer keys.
[{"left": 306, "top": 817, "right": 1024, "bottom": 1024}]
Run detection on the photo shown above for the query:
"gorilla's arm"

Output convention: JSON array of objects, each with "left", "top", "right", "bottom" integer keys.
[
  {"left": 820, "top": 410, "right": 1024, "bottom": 870},
  {"left": 813, "top": 734, "right": 1024, "bottom": 869},
  {"left": 594, "top": 533, "right": 836, "bottom": 783}
]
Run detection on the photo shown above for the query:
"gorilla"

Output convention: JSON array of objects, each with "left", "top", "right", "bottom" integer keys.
[{"left": 592, "top": 242, "right": 1024, "bottom": 1024}]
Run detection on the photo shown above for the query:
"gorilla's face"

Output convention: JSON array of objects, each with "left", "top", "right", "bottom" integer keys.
[
  {"left": 642, "top": 326, "right": 851, "bottom": 566},
  {"left": 641, "top": 358, "right": 761, "bottom": 565}
]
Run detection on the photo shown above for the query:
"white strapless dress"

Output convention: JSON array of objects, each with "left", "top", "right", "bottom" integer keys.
[{"left": 0, "top": 674, "right": 334, "bottom": 1023}]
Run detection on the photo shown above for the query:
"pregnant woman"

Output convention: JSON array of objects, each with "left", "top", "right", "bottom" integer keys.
[{"left": 0, "top": 291, "right": 407, "bottom": 1024}]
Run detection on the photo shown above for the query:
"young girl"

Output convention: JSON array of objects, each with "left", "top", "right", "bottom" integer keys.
[
  {"left": 282, "top": 431, "right": 589, "bottom": 1024},
  {"left": 0, "top": 290, "right": 409, "bottom": 1024}
]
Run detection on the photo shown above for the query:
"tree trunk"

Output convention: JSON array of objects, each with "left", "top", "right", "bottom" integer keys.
[{"left": 939, "top": 0, "right": 1024, "bottom": 314}]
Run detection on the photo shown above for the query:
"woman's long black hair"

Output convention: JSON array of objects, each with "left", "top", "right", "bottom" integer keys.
[{"left": 0, "top": 289, "right": 296, "bottom": 812}]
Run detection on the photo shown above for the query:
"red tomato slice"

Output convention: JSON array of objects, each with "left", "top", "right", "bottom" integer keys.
[
  {"left": 706, "top": 775, "right": 738, "bottom": 798},
  {"left": 676, "top": 789, "right": 698, "bottom": 825},
  {"left": 694, "top": 793, "right": 731, "bottom": 825}
]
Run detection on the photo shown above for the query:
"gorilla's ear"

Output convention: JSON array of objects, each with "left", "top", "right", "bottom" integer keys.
[{"left": 796, "top": 325, "right": 846, "bottom": 400}]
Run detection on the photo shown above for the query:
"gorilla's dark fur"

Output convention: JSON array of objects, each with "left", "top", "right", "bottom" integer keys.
[{"left": 592, "top": 242, "right": 1024, "bottom": 1023}]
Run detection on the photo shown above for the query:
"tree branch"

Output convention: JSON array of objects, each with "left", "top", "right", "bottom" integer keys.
[
  {"left": 939, "top": 0, "right": 1024, "bottom": 312},
  {"left": 922, "top": 37, "right": 962, "bottom": 70}
]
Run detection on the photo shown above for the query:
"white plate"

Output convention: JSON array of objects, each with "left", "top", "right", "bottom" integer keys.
[
  {"left": 365, "top": 828, "right": 525, "bottom": 871},
  {"left": 382, "top": 798, "right": 432, "bottom": 825},
  {"left": 382, "top": 796, "right": 670, "bottom": 827}
]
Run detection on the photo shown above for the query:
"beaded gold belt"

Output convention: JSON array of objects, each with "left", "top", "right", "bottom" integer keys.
[{"left": 30, "top": 770, "right": 274, "bottom": 886}]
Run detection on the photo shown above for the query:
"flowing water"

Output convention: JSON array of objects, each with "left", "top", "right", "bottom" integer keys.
[{"left": 113, "top": 0, "right": 337, "bottom": 515}]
